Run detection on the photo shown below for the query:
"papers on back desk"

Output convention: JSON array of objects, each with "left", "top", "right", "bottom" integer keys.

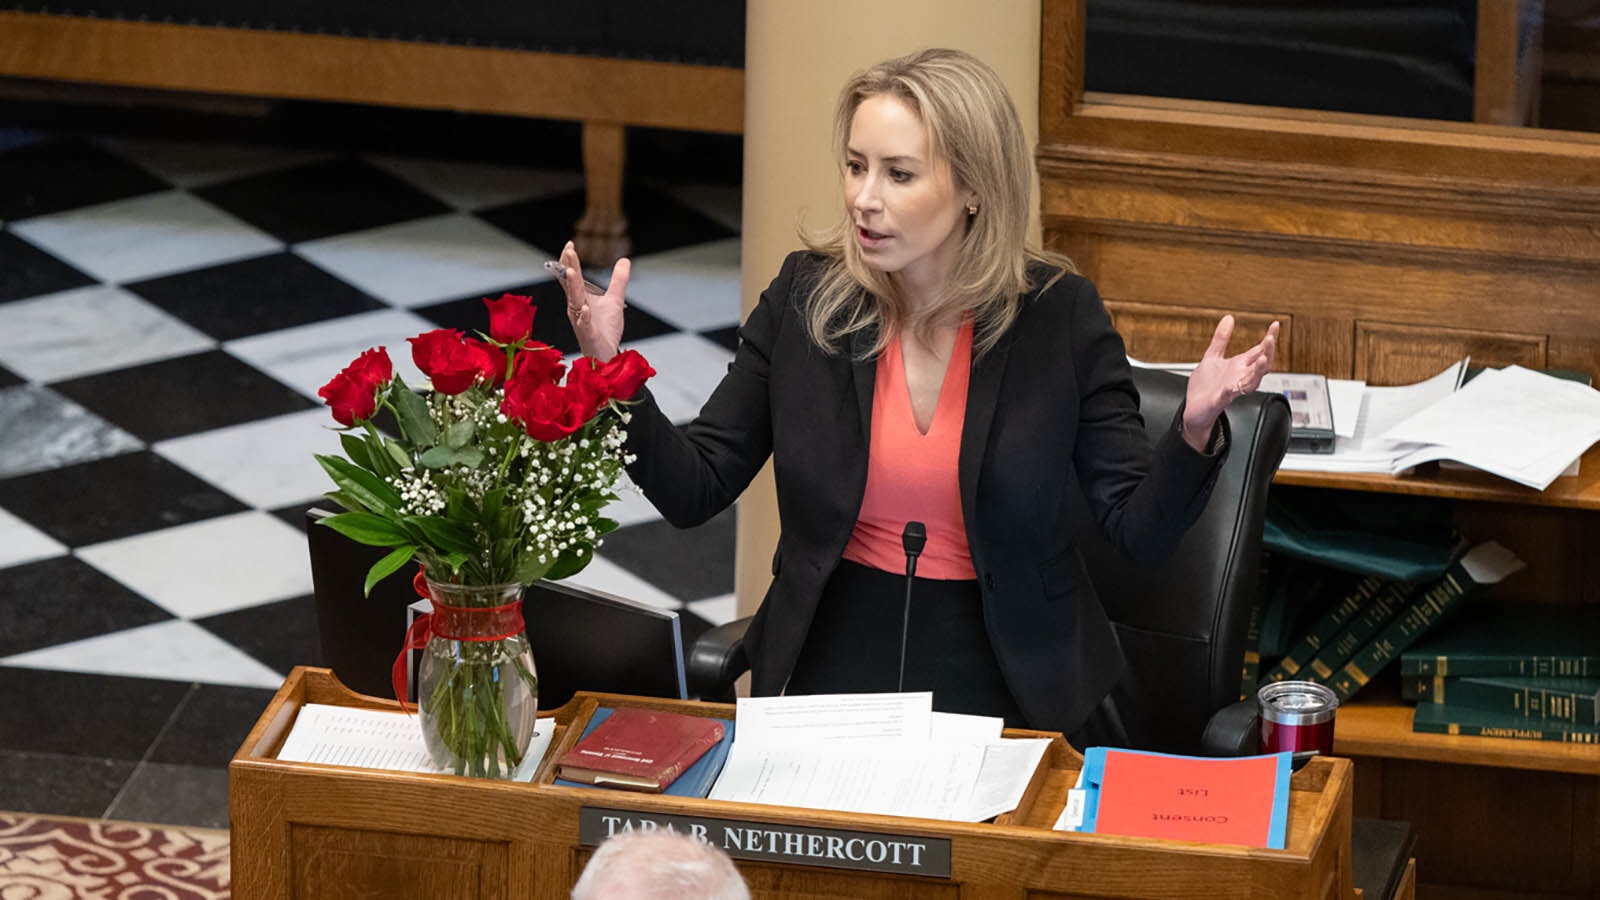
[
  {"left": 1277, "top": 361, "right": 1600, "bottom": 490},
  {"left": 707, "top": 693, "right": 1049, "bottom": 822}
]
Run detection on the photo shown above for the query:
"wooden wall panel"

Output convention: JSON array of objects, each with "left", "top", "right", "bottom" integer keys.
[
  {"left": 1353, "top": 322, "right": 1546, "bottom": 386},
  {"left": 1102, "top": 300, "right": 1288, "bottom": 367}
]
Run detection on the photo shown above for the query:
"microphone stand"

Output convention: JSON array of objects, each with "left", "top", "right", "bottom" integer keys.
[{"left": 898, "top": 522, "right": 927, "bottom": 693}]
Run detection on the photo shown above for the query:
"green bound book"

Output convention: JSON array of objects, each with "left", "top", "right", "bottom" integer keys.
[
  {"left": 1241, "top": 591, "right": 1264, "bottom": 701},
  {"left": 1330, "top": 542, "right": 1524, "bottom": 702},
  {"left": 1413, "top": 675, "right": 1600, "bottom": 724},
  {"left": 1262, "top": 574, "right": 1386, "bottom": 683},
  {"left": 1400, "top": 603, "right": 1600, "bottom": 678},
  {"left": 1412, "top": 702, "right": 1600, "bottom": 744},
  {"left": 1302, "top": 579, "right": 1417, "bottom": 684}
]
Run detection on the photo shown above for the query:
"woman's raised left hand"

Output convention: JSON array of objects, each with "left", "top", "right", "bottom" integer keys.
[{"left": 1181, "top": 315, "right": 1280, "bottom": 452}]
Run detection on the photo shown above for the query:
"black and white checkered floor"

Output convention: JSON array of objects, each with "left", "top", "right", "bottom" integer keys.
[{"left": 0, "top": 106, "right": 743, "bottom": 829}]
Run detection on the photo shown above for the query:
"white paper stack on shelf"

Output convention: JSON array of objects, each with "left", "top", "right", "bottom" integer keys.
[
  {"left": 1276, "top": 361, "right": 1600, "bottom": 490},
  {"left": 277, "top": 703, "right": 556, "bottom": 781}
]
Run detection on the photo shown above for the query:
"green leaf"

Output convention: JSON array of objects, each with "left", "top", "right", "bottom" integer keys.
[
  {"left": 390, "top": 384, "right": 437, "bottom": 446},
  {"left": 592, "top": 516, "right": 620, "bottom": 537},
  {"left": 403, "top": 515, "right": 478, "bottom": 555},
  {"left": 419, "top": 446, "right": 485, "bottom": 469},
  {"left": 544, "top": 544, "right": 593, "bottom": 581},
  {"left": 445, "top": 417, "right": 475, "bottom": 449},
  {"left": 339, "top": 432, "right": 375, "bottom": 470},
  {"left": 513, "top": 553, "right": 556, "bottom": 585},
  {"left": 383, "top": 438, "right": 412, "bottom": 472},
  {"left": 319, "top": 511, "right": 410, "bottom": 547},
  {"left": 316, "top": 454, "right": 402, "bottom": 516},
  {"left": 365, "top": 545, "right": 419, "bottom": 597},
  {"left": 322, "top": 489, "right": 370, "bottom": 515}
]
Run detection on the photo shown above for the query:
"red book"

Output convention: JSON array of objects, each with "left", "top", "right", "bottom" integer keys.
[{"left": 556, "top": 708, "right": 726, "bottom": 793}]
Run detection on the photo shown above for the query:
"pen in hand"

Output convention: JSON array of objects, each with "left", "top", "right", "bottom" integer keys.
[{"left": 544, "top": 260, "right": 608, "bottom": 296}]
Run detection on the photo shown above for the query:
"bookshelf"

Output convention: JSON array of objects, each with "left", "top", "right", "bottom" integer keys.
[{"left": 1275, "top": 446, "right": 1600, "bottom": 512}]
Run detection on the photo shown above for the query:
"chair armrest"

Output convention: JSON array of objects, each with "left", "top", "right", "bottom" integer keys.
[
  {"left": 1200, "top": 698, "right": 1261, "bottom": 756},
  {"left": 686, "top": 616, "right": 752, "bottom": 702}
]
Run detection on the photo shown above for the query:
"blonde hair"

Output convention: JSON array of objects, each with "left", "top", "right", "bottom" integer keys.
[{"left": 801, "top": 47, "right": 1074, "bottom": 358}]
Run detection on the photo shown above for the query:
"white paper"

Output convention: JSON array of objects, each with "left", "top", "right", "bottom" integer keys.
[
  {"left": 1054, "top": 788, "right": 1088, "bottom": 832},
  {"left": 708, "top": 739, "right": 986, "bottom": 820},
  {"left": 710, "top": 693, "right": 1045, "bottom": 822},
  {"left": 1383, "top": 366, "right": 1600, "bottom": 490},
  {"left": 965, "top": 738, "right": 1052, "bottom": 822},
  {"left": 930, "top": 711, "right": 1005, "bottom": 744},
  {"left": 276, "top": 703, "right": 556, "bottom": 782},
  {"left": 1277, "top": 361, "right": 1466, "bottom": 474},
  {"left": 733, "top": 692, "right": 932, "bottom": 743}
]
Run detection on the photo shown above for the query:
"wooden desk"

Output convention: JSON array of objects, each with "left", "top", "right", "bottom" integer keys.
[{"left": 230, "top": 668, "right": 1358, "bottom": 899}]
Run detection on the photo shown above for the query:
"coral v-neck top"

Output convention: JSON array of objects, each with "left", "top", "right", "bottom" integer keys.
[{"left": 842, "top": 319, "right": 977, "bottom": 581}]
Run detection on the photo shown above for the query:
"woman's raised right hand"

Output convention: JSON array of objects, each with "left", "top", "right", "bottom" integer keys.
[{"left": 557, "top": 240, "right": 629, "bottom": 362}]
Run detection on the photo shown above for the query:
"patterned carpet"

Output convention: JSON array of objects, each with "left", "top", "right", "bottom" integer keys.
[{"left": 0, "top": 812, "right": 229, "bottom": 898}]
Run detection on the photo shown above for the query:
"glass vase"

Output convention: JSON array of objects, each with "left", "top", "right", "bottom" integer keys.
[{"left": 417, "top": 578, "right": 539, "bottom": 778}]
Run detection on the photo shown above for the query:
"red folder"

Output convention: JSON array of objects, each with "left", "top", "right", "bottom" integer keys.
[{"left": 1076, "top": 747, "right": 1292, "bottom": 849}]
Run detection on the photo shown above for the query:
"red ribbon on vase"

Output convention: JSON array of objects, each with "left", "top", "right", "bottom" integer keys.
[{"left": 392, "top": 569, "right": 527, "bottom": 714}]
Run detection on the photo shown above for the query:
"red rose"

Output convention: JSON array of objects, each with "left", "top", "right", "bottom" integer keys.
[
  {"left": 512, "top": 341, "right": 566, "bottom": 387},
  {"left": 501, "top": 379, "right": 590, "bottom": 441},
  {"left": 408, "top": 329, "right": 500, "bottom": 395},
  {"left": 483, "top": 293, "right": 535, "bottom": 345},
  {"left": 563, "top": 358, "right": 609, "bottom": 421},
  {"left": 596, "top": 349, "right": 655, "bottom": 401},
  {"left": 318, "top": 346, "right": 393, "bottom": 426}
]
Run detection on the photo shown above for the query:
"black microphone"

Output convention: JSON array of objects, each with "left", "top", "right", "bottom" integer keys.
[{"left": 897, "top": 522, "right": 927, "bottom": 693}]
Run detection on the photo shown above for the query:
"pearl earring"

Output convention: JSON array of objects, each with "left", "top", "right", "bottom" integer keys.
[{"left": 966, "top": 203, "right": 979, "bottom": 216}]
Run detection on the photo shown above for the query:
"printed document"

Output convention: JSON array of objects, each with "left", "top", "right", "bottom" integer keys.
[
  {"left": 277, "top": 703, "right": 555, "bottom": 781},
  {"left": 709, "top": 693, "right": 1048, "bottom": 822}
]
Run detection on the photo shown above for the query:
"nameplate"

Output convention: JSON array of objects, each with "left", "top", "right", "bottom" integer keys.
[{"left": 578, "top": 807, "right": 953, "bottom": 878}]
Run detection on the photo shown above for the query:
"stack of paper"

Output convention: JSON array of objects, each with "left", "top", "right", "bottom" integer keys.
[
  {"left": 1275, "top": 361, "right": 1600, "bottom": 490},
  {"left": 706, "top": 693, "right": 1050, "bottom": 823},
  {"left": 276, "top": 703, "right": 556, "bottom": 782},
  {"left": 1055, "top": 746, "right": 1293, "bottom": 849}
]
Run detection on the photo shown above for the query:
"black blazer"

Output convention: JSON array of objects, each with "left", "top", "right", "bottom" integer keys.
[{"left": 625, "top": 251, "right": 1225, "bottom": 735}]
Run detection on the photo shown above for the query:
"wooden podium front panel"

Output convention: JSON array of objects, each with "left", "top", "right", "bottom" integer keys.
[
  {"left": 288, "top": 825, "right": 507, "bottom": 898},
  {"left": 231, "top": 669, "right": 1356, "bottom": 900}
]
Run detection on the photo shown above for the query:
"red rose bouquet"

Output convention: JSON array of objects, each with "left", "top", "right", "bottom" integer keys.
[
  {"left": 315, "top": 293, "right": 652, "bottom": 593},
  {"left": 314, "top": 292, "right": 653, "bottom": 777}
]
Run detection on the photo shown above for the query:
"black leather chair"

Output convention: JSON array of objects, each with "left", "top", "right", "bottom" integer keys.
[{"left": 688, "top": 367, "right": 1291, "bottom": 756}]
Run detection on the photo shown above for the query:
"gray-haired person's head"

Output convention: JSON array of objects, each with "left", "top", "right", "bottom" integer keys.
[{"left": 571, "top": 829, "right": 750, "bottom": 900}]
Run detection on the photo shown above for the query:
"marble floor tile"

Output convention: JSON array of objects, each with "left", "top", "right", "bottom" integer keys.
[
  {"left": 125, "top": 250, "right": 386, "bottom": 342},
  {"left": 195, "top": 593, "right": 323, "bottom": 682},
  {"left": 0, "top": 450, "right": 246, "bottom": 548},
  {"left": 0, "top": 506, "right": 66, "bottom": 569},
  {"left": 598, "top": 508, "right": 736, "bottom": 603},
  {"left": 9, "top": 191, "right": 282, "bottom": 284},
  {"left": 372, "top": 155, "right": 584, "bottom": 211},
  {"left": 658, "top": 180, "right": 743, "bottom": 233},
  {"left": 145, "top": 682, "right": 280, "bottom": 767},
  {"left": 53, "top": 349, "right": 319, "bottom": 443},
  {"left": 0, "top": 555, "right": 172, "bottom": 657},
  {"left": 154, "top": 408, "right": 344, "bottom": 509},
  {"left": 620, "top": 331, "right": 737, "bottom": 424},
  {"left": 4, "top": 619, "right": 286, "bottom": 689},
  {"left": 194, "top": 157, "right": 451, "bottom": 244},
  {"left": 0, "top": 667, "right": 191, "bottom": 760},
  {"left": 0, "top": 285, "right": 214, "bottom": 383},
  {"left": 0, "top": 137, "right": 170, "bottom": 221},
  {"left": 0, "top": 230, "right": 94, "bottom": 303},
  {"left": 224, "top": 307, "right": 440, "bottom": 401},
  {"left": 626, "top": 237, "right": 743, "bottom": 332},
  {"left": 97, "top": 135, "right": 333, "bottom": 189},
  {"left": 294, "top": 212, "right": 554, "bottom": 308},
  {"left": 559, "top": 556, "right": 684, "bottom": 613},
  {"left": 686, "top": 593, "right": 741, "bottom": 628},
  {"left": 75, "top": 511, "right": 314, "bottom": 620},
  {"left": 0, "top": 751, "right": 137, "bottom": 818},
  {"left": 0, "top": 385, "right": 142, "bottom": 481},
  {"left": 104, "top": 762, "right": 230, "bottom": 829}
]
